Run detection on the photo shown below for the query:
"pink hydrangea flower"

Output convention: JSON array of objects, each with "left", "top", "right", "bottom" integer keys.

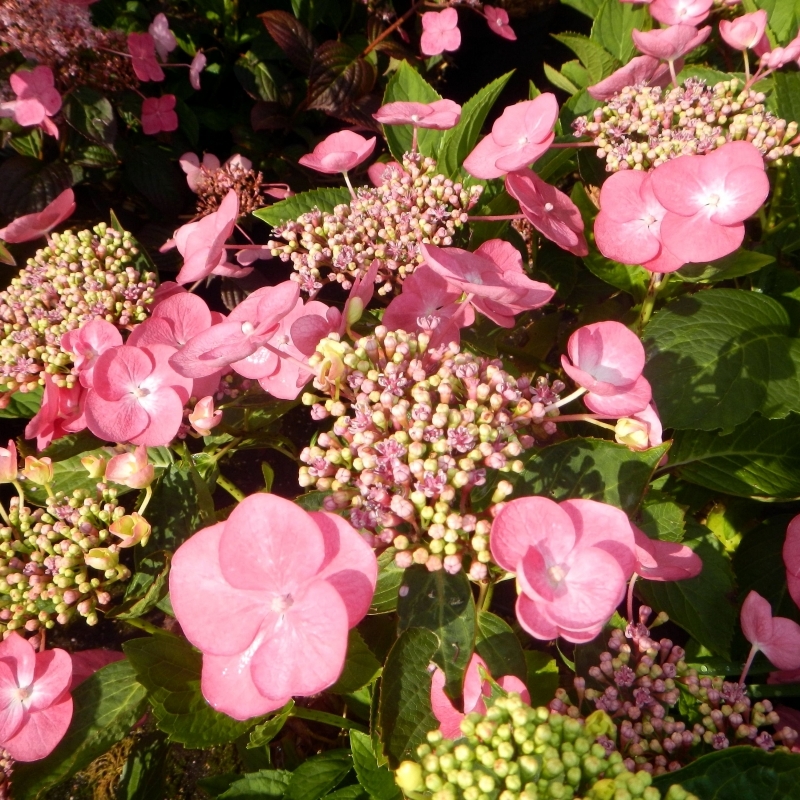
[
  {"left": 0, "top": 188, "right": 75, "bottom": 243},
  {"left": 650, "top": 141, "right": 770, "bottom": 264},
  {"left": 719, "top": 9, "right": 768, "bottom": 50},
  {"left": 190, "top": 52, "right": 207, "bottom": 91},
  {"left": 632, "top": 526, "right": 702, "bottom": 581},
  {"left": 484, "top": 6, "right": 517, "bottom": 41},
  {"left": 561, "top": 321, "right": 652, "bottom": 416},
  {"left": 141, "top": 95, "right": 178, "bottom": 135},
  {"left": 189, "top": 396, "right": 222, "bottom": 434},
  {"left": 587, "top": 55, "right": 674, "bottom": 101},
  {"left": 505, "top": 170, "right": 588, "bottom": 257},
  {"left": 0, "top": 66, "right": 62, "bottom": 138},
  {"left": 594, "top": 170, "right": 684, "bottom": 274},
  {"left": 0, "top": 633, "right": 73, "bottom": 762},
  {"left": 169, "top": 493, "right": 377, "bottom": 720},
  {"left": 632, "top": 24, "right": 711, "bottom": 62},
  {"left": 431, "top": 654, "right": 530, "bottom": 739},
  {"left": 148, "top": 13, "right": 177, "bottom": 61},
  {"left": 420, "top": 9, "right": 461, "bottom": 56},
  {"left": 490, "top": 497, "right": 636, "bottom": 643},
  {"left": 127, "top": 33, "right": 165, "bottom": 82},
  {"left": 421, "top": 240, "right": 555, "bottom": 328},
  {"left": 85, "top": 344, "right": 193, "bottom": 446},
  {"left": 783, "top": 514, "right": 800, "bottom": 612},
  {"left": 0, "top": 440, "right": 16, "bottom": 484},
  {"left": 298, "top": 131, "right": 376, "bottom": 175},
  {"left": 649, "top": 0, "right": 712, "bottom": 27},
  {"left": 741, "top": 591, "right": 800, "bottom": 671},
  {"left": 25, "top": 374, "right": 86, "bottom": 450},
  {"left": 104, "top": 445, "right": 155, "bottom": 489},
  {"left": 463, "top": 94, "right": 559, "bottom": 179},
  {"left": 62, "top": 319, "right": 124, "bottom": 389},
  {"left": 373, "top": 99, "right": 462, "bottom": 130}
]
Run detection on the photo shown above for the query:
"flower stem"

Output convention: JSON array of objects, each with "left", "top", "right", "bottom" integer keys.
[
  {"left": 743, "top": 50, "right": 751, "bottom": 83},
  {"left": 11, "top": 481, "right": 24, "bottom": 510},
  {"left": 637, "top": 272, "right": 667, "bottom": 332},
  {"left": 467, "top": 214, "right": 525, "bottom": 222},
  {"left": 548, "top": 386, "right": 587, "bottom": 410},
  {"left": 548, "top": 413, "right": 618, "bottom": 424},
  {"left": 342, "top": 171, "right": 357, "bottom": 200},
  {"left": 361, "top": 0, "right": 424, "bottom": 57},
  {"left": 739, "top": 644, "right": 759, "bottom": 687},
  {"left": 217, "top": 473, "right": 246, "bottom": 502},
  {"left": 137, "top": 485, "right": 153, "bottom": 517},
  {"left": 627, "top": 573, "right": 638, "bottom": 627},
  {"left": 0, "top": 502, "right": 10, "bottom": 528},
  {"left": 290, "top": 706, "right": 369, "bottom": 733}
]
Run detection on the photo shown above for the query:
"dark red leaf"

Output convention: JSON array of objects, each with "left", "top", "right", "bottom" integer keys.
[
  {"left": 251, "top": 101, "right": 291, "bottom": 132},
  {"left": 306, "top": 41, "right": 377, "bottom": 114},
  {"left": 260, "top": 11, "right": 317, "bottom": 73}
]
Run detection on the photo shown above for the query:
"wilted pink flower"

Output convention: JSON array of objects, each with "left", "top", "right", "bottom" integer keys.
[
  {"left": 463, "top": 94, "right": 559, "bottom": 179},
  {"left": 104, "top": 445, "right": 155, "bottom": 489},
  {"left": 431, "top": 654, "right": 529, "bottom": 739},
  {"left": 189, "top": 396, "right": 223, "bottom": 434},
  {"left": 141, "top": 95, "right": 178, "bottom": 135},
  {"left": 491, "top": 497, "right": 636, "bottom": 642},
  {"left": 632, "top": 526, "right": 702, "bottom": 581},
  {"left": 505, "top": 170, "right": 588, "bottom": 256},
  {"left": 650, "top": 141, "right": 770, "bottom": 264},
  {"left": 298, "top": 131, "right": 376, "bottom": 175},
  {"left": 420, "top": 8, "right": 461, "bottom": 56},
  {"left": 180, "top": 152, "right": 221, "bottom": 192},
  {"left": 0, "top": 633, "right": 73, "bottom": 762},
  {"left": 0, "top": 440, "right": 16, "bottom": 484},
  {"left": 127, "top": 33, "right": 165, "bottom": 82},
  {"left": 0, "top": 188, "right": 75, "bottom": 243},
  {"left": 0, "top": 66, "right": 62, "bottom": 138},
  {"left": 587, "top": 55, "right": 673, "bottom": 101},
  {"left": 615, "top": 403, "right": 663, "bottom": 450},
  {"left": 85, "top": 344, "right": 193, "bottom": 446},
  {"left": 149, "top": 13, "right": 177, "bottom": 61},
  {"left": 25, "top": 375, "right": 85, "bottom": 450},
  {"left": 61, "top": 319, "right": 124, "bottom": 389},
  {"left": 169, "top": 493, "right": 378, "bottom": 719},
  {"left": 561, "top": 321, "right": 652, "bottom": 416},
  {"left": 741, "top": 591, "right": 800, "bottom": 671},
  {"left": 484, "top": 6, "right": 517, "bottom": 40},
  {"left": 594, "top": 170, "right": 684, "bottom": 274},
  {"left": 783, "top": 515, "right": 800, "bottom": 612},
  {"left": 719, "top": 10, "right": 768, "bottom": 50},
  {"left": 190, "top": 51, "right": 207, "bottom": 91},
  {"left": 422, "top": 240, "right": 554, "bottom": 328},
  {"left": 373, "top": 99, "right": 461, "bottom": 130},
  {"left": 632, "top": 24, "right": 711, "bottom": 62},
  {"left": 649, "top": 0, "right": 712, "bottom": 27},
  {"left": 171, "top": 281, "right": 300, "bottom": 378}
]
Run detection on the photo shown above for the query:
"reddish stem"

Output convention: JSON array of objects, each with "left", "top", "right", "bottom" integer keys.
[{"left": 362, "top": 0, "right": 424, "bottom": 57}]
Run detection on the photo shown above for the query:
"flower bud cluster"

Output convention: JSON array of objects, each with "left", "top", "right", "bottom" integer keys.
[
  {"left": 300, "top": 327, "right": 562, "bottom": 576},
  {"left": 268, "top": 155, "right": 482, "bottom": 295},
  {"left": 550, "top": 613, "right": 798, "bottom": 775},
  {"left": 0, "top": 749, "right": 11, "bottom": 800},
  {"left": 0, "top": 224, "right": 156, "bottom": 394},
  {"left": 395, "top": 693, "right": 699, "bottom": 800},
  {"left": 0, "top": 485, "right": 144, "bottom": 633},
  {"left": 573, "top": 78, "right": 800, "bottom": 172}
]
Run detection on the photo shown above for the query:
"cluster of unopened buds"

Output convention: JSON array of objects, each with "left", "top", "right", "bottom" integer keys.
[
  {"left": 549, "top": 611, "right": 798, "bottom": 776},
  {"left": 395, "top": 693, "right": 700, "bottom": 800},
  {"left": 299, "top": 327, "right": 563, "bottom": 576},
  {"left": 573, "top": 78, "right": 800, "bottom": 172},
  {"left": 268, "top": 155, "right": 482, "bottom": 295},
  {"left": 0, "top": 224, "right": 156, "bottom": 393}
]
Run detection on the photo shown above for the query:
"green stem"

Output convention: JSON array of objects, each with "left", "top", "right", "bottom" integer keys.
[
  {"left": 11, "top": 481, "right": 24, "bottom": 511},
  {"left": 123, "top": 617, "right": 168, "bottom": 636},
  {"left": 0, "top": 502, "right": 10, "bottom": 528},
  {"left": 637, "top": 272, "right": 667, "bottom": 332},
  {"left": 478, "top": 580, "right": 495, "bottom": 613},
  {"left": 217, "top": 473, "right": 246, "bottom": 502},
  {"left": 137, "top": 485, "right": 153, "bottom": 517},
  {"left": 290, "top": 707, "right": 369, "bottom": 733},
  {"left": 765, "top": 165, "right": 787, "bottom": 233},
  {"left": 211, "top": 437, "right": 242, "bottom": 463}
]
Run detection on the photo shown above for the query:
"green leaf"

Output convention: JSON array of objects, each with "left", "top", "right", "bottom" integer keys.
[
  {"left": 637, "top": 522, "right": 736, "bottom": 659},
  {"left": 592, "top": 0, "right": 651, "bottom": 63},
  {"left": 668, "top": 414, "right": 800, "bottom": 498},
  {"left": 10, "top": 661, "right": 147, "bottom": 799},
  {"left": 63, "top": 86, "right": 117, "bottom": 148},
  {"left": 324, "top": 787, "right": 369, "bottom": 799},
  {"left": 397, "top": 566, "right": 475, "bottom": 698},
  {"left": 124, "top": 633, "right": 256, "bottom": 747},
  {"left": 674, "top": 250, "right": 775, "bottom": 284},
  {"left": 639, "top": 491, "right": 686, "bottom": 543},
  {"left": 378, "top": 628, "right": 439, "bottom": 768},
  {"left": 370, "top": 549, "right": 404, "bottom": 614},
  {"left": 437, "top": 71, "right": 513, "bottom": 179},
  {"left": 218, "top": 769, "right": 293, "bottom": 799},
  {"left": 475, "top": 611, "right": 527, "bottom": 682},
  {"left": 106, "top": 551, "right": 171, "bottom": 620},
  {"left": 116, "top": 730, "right": 169, "bottom": 800},
  {"left": 543, "top": 63, "right": 581, "bottom": 95},
  {"left": 254, "top": 187, "right": 352, "bottom": 227},
  {"left": 248, "top": 701, "right": 295, "bottom": 749},
  {"left": 330, "top": 629, "right": 383, "bottom": 694},
  {"left": 350, "top": 730, "right": 402, "bottom": 800},
  {"left": 551, "top": 34, "right": 617, "bottom": 85},
  {"left": 123, "top": 144, "right": 184, "bottom": 217},
  {"left": 644, "top": 289, "right": 800, "bottom": 431},
  {"left": 560, "top": 61, "right": 591, "bottom": 90},
  {"left": 561, "top": 0, "right": 604, "bottom": 18},
  {"left": 381, "top": 61, "right": 441, "bottom": 160},
  {"left": 652, "top": 747, "right": 800, "bottom": 799},
  {"left": 514, "top": 437, "right": 670, "bottom": 513},
  {"left": 582, "top": 249, "right": 651, "bottom": 301},
  {"left": 286, "top": 751, "right": 353, "bottom": 800},
  {"left": 525, "top": 650, "right": 559, "bottom": 707},
  {"left": 0, "top": 240, "right": 14, "bottom": 266},
  {"left": 0, "top": 387, "right": 42, "bottom": 418}
]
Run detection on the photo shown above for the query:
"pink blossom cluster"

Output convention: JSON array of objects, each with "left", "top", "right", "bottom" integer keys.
[
  {"left": 268, "top": 155, "right": 482, "bottom": 295},
  {"left": 299, "top": 327, "right": 565, "bottom": 576},
  {"left": 573, "top": 78, "right": 799, "bottom": 173},
  {"left": 0, "top": 225, "right": 157, "bottom": 395},
  {"left": 418, "top": 5, "right": 516, "bottom": 58}
]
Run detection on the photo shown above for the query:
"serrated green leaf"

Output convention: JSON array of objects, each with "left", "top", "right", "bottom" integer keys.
[
  {"left": 560, "top": 60, "right": 590, "bottom": 90},
  {"left": 254, "top": 187, "right": 352, "bottom": 227},
  {"left": 378, "top": 628, "right": 439, "bottom": 768},
  {"left": 639, "top": 491, "right": 686, "bottom": 543},
  {"left": 285, "top": 751, "right": 353, "bottom": 800},
  {"left": 475, "top": 611, "right": 527, "bottom": 682},
  {"left": 350, "top": 730, "right": 402, "bottom": 800},
  {"left": 106, "top": 551, "right": 171, "bottom": 620},
  {"left": 370, "top": 548, "right": 404, "bottom": 614},
  {"left": 525, "top": 650, "right": 559, "bottom": 707},
  {"left": 324, "top": 787, "right": 370, "bottom": 799},
  {"left": 248, "top": 701, "right": 294, "bottom": 749},
  {"left": 0, "top": 387, "right": 42, "bottom": 418},
  {"left": 63, "top": 86, "right": 117, "bottom": 148},
  {"left": 437, "top": 71, "right": 513, "bottom": 179},
  {"left": 514, "top": 437, "right": 670, "bottom": 513},
  {"left": 592, "top": 0, "right": 651, "bottom": 63},
  {"left": 543, "top": 63, "right": 581, "bottom": 95},
  {"left": 552, "top": 33, "right": 617, "bottom": 85},
  {"left": 397, "top": 566, "right": 475, "bottom": 698},
  {"left": 668, "top": 414, "right": 800, "bottom": 498},
  {"left": 674, "top": 250, "right": 775, "bottom": 284},
  {"left": 561, "top": 0, "right": 604, "bottom": 17},
  {"left": 218, "top": 769, "right": 293, "bottom": 799},
  {"left": 116, "top": 730, "right": 169, "bottom": 800},
  {"left": 330, "top": 629, "right": 382, "bottom": 693}
]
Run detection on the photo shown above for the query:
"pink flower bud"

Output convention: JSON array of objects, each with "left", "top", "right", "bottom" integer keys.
[
  {"left": 615, "top": 418, "right": 651, "bottom": 450},
  {"left": 188, "top": 396, "right": 222, "bottom": 434},
  {"left": 0, "top": 440, "right": 17, "bottom": 484},
  {"left": 109, "top": 513, "right": 151, "bottom": 548},
  {"left": 21, "top": 456, "right": 53, "bottom": 486},
  {"left": 105, "top": 445, "right": 154, "bottom": 490}
]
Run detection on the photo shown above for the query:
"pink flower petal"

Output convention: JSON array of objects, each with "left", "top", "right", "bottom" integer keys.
[
  {"left": 3, "top": 693, "right": 72, "bottom": 762},
  {"left": 0, "top": 189, "right": 75, "bottom": 243}
]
